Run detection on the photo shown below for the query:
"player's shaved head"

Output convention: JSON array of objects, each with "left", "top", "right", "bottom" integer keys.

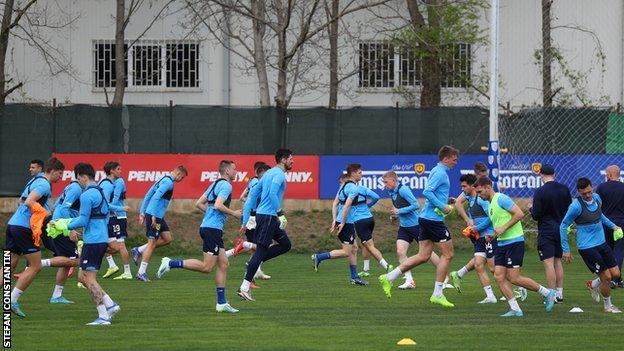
[{"left": 606, "top": 165, "right": 621, "bottom": 181}]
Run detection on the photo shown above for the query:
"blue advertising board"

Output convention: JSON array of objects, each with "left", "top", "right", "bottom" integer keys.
[{"left": 319, "top": 154, "right": 624, "bottom": 199}]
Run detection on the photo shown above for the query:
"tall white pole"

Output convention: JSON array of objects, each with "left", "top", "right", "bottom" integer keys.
[{"left": 488, "top": 0, "right": 500, "bottom": 191}]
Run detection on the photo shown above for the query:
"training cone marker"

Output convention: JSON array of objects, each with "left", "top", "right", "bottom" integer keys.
[
  {"left": 569, "top": 307, "right": 584, "bottom": 313},
  {"left": 397, "top": 338, "right": 417, "bottom": 346}
]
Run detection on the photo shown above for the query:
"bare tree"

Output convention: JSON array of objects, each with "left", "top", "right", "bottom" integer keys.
[
  {"left": 183, "top": 0, "right": 390, "bottom": 108},
  {"left": 325, "top": 0, "right": 339, "bottom": 108},
  {"left": 541, "top": 0, "right": 552, "bottom": 107},
  {"left": 250, "top": 0, "right": 270, "bottom": 106},
  {"left": 533, "top": 0, "right": 608, "bottom": 107},
  {"left": 401, "top": 0, "right": 487, "bottom": 107},
  {"left": 0, "top": 0, "right": 77, "bottom": 105},
  {"left": 109, "top": 0, "right": 177, "bottom": 106}
]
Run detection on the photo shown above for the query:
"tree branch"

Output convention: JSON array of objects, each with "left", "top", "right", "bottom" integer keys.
[{"left": 1, "top": 81, "right": 22, "bottom": 99}]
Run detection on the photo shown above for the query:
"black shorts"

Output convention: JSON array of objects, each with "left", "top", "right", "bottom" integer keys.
[
  {"left": 5, "top": 225, "right": 40, "bottom": 255},
  {"left": 472, "top": 237, "right": 497, "bottom": 259},
  {"left": 418, "top": 218, "right": 452, "bottom": 243},
  {"left": 108, "top": 217, "right": 128, "bottom": 240},
  {"left": 397, "top": 226, "right": 420, "bottom": 243},
  {"left": 80, "top": 243, "right": 108, "bottom": 271},
  {"left": 494, "top": 241, "right": 525, "bottom": 268},
  {"left": 40, "top": 216, "right": 56, "bottom": 252},
  {"left": 354, "top": 217, "right": 375, "bottom": 242},
  {"left": 245, "top": 228, "right": 256, "bottom": 243},
  {"left": 199, "top": 227, "right": 224, "bottom": 255},
  {"left": 53, "top": 235, "right": 78, "bottom": 258},
  {"left": 335, "top": 222, "right": 355, "bottom": 245},
  {"left": 579, "top": 243, "right": 617, "bottom": 274},
  {"left": 145, "top": 214, "right": 170, "bottom": 239},
  {"left": 537, "top": 235, "right": 563, "bottom": 261},
  {"left": 255, "top": 214, "right": 289, "bottom": 248}
]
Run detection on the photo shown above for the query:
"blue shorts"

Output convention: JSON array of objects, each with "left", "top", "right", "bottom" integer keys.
[
  {"left": 108, "top": 217, "right": 128, "bottom": 240},
  {"left": 5, "top": 225, "right": 40, "bottom": 255},
  {"left": 255, "top": 214, "right": 289, "bottom": 248},
  {"left": 80, "top": 243, "right": 108, "bottom": 271},
  {"left": 145, "top": 214, "right": 170, "bottom": 239},
  {"left": 354, "top": 217, "right": 375, "bottom": 242},
  {"left": 494, "top": 241, "right": 525, "bottom": 268},
  {"left": 199, "top": 227, "right": 224, "bottom": 255},
  {"left": 471, "top": 237, "right": 496, "bottom": 259},
  {"left": 418, "top": 218, "right": 451, "bottom": 243},
  {"left": 397, "top": 226, "right": 420, "bottom": 243},
  {"left": 335, "top": 222, "right": 355, "bottom": 245},
  {"left": 578, "top": 242, "right": 617, "bottom": 274},
  {"left": 245, "top": 228, "right": 256, "bottom": 243},
  {"left": 53, "top": 235, "right": 78, "bottom": 258},
  {"left": 537, "top": 235, "right": 563, "bottom": 261}
]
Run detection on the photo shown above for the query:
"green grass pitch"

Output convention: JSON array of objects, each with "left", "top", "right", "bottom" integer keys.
[{"left": 8, "top": 251, "right": 622, "bottom": 350}]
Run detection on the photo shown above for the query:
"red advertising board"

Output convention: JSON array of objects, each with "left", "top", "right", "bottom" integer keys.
[{"left": 52, "top": 154, "right": 319, "bottom": 199}]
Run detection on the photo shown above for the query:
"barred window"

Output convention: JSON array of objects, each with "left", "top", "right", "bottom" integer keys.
[
  {"left": 359, "top": 41, "right": 471, "bottom": 89},
  {"left": 133, "top": 44, "right": 162, "bottom": 86},
  {"left": 93, "top": 43, "right": 127, "bottom": 88},
  {"left": 93, "top": 40, "right": 200, "bottom": 90},
  {"left": 359, "top": 41, "right": 395, "bottom": 88},
  {"left": 167, "top": 43, "right": 199, "bottom": 88},
  {"left": 440, "top": 43, "right": 471, "bottom": 88}
]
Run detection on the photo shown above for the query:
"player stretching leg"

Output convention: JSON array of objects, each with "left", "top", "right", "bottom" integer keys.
[
  {"left": 311, "top": 174, "right": 367, "bottom": 285},
  {"left": 228, "top": 162, "right": 272, "bottom": 281},
  {"left": 98, "top": 162, "right": 132, "bottom": 280},
  {"left": 51, "top": 163, "right": 120, "bottom": 325},
  {"left": 133, "top": 166, "right": 187, "bottom": 281},
  {"left": 237, "top": 149, "right": 293, "bottom": 301},
  {"left": 158, "top": 160, "right": 241, "bottom": 313},
  {"left": 450, "top": 174, "right": 498, "bottom": 303},
  {"left": 560, "top": 178, "right": 623, "bottom": 313},
  {"left": 5, "top": 157, "right": 64, "bottom": 317},
  {"left": 379, "top": 146, "right": 458, "bottom": 308},
  {"left": 474, "top": 177, "right": 556, "bottom": 317},
  {"left": 43, "top": 178, "right": 83, "bottom": 304},
  {"left": 384, "top": 171, "right": 449, "bottom": 290}
]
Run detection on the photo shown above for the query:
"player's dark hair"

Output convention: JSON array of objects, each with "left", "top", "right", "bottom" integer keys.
[
  {"left": 576, "top": 177, "right": 592, "bottom": 190},
  {"left": 74, "top": 162, "right": 95, "bottom": 179},
  {"left": 438, "top": 145, "right": 459, "bottom": 161},
  {"left": 346, "top": 163, "right": 362, "bottom": 176},
  {"left": 254, "top": 161, "right": 267, "bottom": 172},
  {"left": 474, "top": 176, "right": 492, "bottom": 187},
  {"left": 104, "top": 161, "right": 120, "bottom": 175},
  {"left": 460, "top": 173, "right": 477, "bottom": 185},
  {"left": 219, "top": 160, "right": 235, "bottom": 175},
  {"left": 474, "top": 162, "right": 488, "bottom": 174},
  {"left": 44, "top": 157, "right": 65, "bottom": 173},
  {"left": 256, "top": 163, "right": 271, "bottom": 176},
  {"left": 30, "top": 159, "right": 44, "bottom": 168},
  {"left": 275, "top": 149, "right": 293, "bottom": 164}
]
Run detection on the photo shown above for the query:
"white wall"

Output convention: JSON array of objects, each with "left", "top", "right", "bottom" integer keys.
[{"left": 7, "top": 0, "right": 624, "bottom": 108}]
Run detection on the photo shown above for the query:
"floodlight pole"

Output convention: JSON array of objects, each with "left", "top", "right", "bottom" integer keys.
[{"left": 488, "top": 0, "right": 500, "bottom": 191}]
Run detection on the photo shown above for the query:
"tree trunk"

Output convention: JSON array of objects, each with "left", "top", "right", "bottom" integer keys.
[
  {"left": 251, "top": 0, "right": 271, "bottom": 107},
  {"left": 541, "top": 0, "right": 553, "bottom": 107},
  {"left": 406, "top": 0, "right": 441, "bottom": 108},
  {"left": 327, "top": 0, "right": 339, "bottom": 109},
  {"left": 274, "top": 0, "right": 289, "bottom": 109},
  {"left": 420, "top": 1, "right": 441, "bottom": 107},
  {"left": 0, "top": 0, "right": 15, "bottom": 105},
  {"left": 111, "top": 0, "right": 126, "bottom": 107}
]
